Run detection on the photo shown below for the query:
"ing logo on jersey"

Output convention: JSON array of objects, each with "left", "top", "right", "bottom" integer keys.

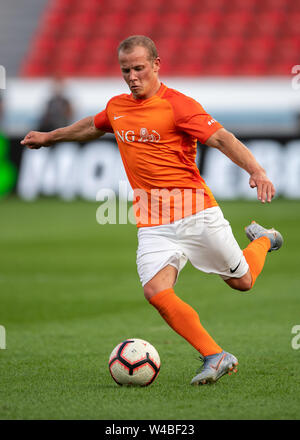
[{"left": 116, "top": 128, "right": 161, "bottom": 143}]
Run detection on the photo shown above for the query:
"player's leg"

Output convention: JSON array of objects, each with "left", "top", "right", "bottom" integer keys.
[
  {"left": 182, "top": 206, "right": 282, "bottom": 292},
  {"left": 225, "top": 236, "right": 270, "bottom": 291},
  {"left": 224, "top": 268, "right": 252, "bottom": 291},
  {"left": 137, "top": 222, "right": 222, "bottom": 357},
  {"left": 144, "top": 264, "right": 223, "bottom": 357},
  {"left": 143, "top": 264, "right": 177, "bottom": 301},
  {"left": 172, "top": 207, "right": 244, "bottom": 384},
  {"left": 137, "top": 219, "right": 238, "bottom": 385},
  {"left": 182, "top": 207, "right": 249, "bottom": 287},
  {"left": 225, "top": 221, "right": 283, "bottom": 291}
]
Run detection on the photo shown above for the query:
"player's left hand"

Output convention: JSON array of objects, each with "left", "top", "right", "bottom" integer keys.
[{"left": 249, "top": 170, "right": 275, "bottom": 203}]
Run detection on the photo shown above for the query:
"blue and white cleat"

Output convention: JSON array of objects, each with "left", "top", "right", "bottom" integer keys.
[
  {"left": 245, "top": 221, "right": 283, "bottom": 252},
  {"left": 191, "top": 351, "right": 238, "bottom": 385}
]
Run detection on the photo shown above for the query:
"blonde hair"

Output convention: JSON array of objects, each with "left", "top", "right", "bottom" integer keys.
[{"left": 118, "top": 35, "right": 158, "bottom": 61}]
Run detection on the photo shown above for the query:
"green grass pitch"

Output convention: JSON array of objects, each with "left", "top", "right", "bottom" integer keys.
[{"left": 0, "top": 197, "right": 299, "bottom": 420}]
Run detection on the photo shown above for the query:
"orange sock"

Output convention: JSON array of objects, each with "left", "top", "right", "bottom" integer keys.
[
  {"left": 149, "top": 288, "right": 222, "bottom": 357},
  {"left": 243, "top": 236, "right": 271, "bottom": 287}
]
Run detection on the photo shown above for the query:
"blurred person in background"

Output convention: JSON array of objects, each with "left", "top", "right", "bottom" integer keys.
[
  {"left": 297, "top": 111, "right": 300, "bottom": 135},
  {"left": 38, "top": 77, "right": 73, "bottom": 132}
]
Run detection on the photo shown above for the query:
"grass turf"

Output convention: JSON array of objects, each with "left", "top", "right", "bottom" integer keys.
[{"left": 0, "top": 197, "right": 299, "bottom": 420}]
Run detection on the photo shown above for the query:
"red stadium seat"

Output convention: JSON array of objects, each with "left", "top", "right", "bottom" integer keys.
[
  {"left": 284, "top": 14, "right": 300, "bottom": 36},
  {"left": 21, "top": 0, "right": 297, "bottom": 77},
  {"left": 205, "top": 63, "right": 236, "bottom": 76},
  {"left": 256, "top": 0, "right": 288, "bottom": 12},
  {"left": 234, "top": 61, "right": 268, "bottom": 76},
  {"left": 288, "top": 2, "right": 300, "bottom": 13},
  {"left": 266, "top": 61, "right": 295, "bottom": 76},
  {"left": 242, "top": 37, "right": 275, "bottom": 64},
  {"left": 275, "top": 37, "right": 300, "bottom": 54},
  {"left": 192, "top": 0, "right": 226, "bottom": 13},
  {"left": 189, "top": 11, "right": 222, "bottom": 26},
  {"left": 225, "top": 0, "right": 259, "bottom": 12},
  {"left": 106, "top": 62, "right": 123, "bottom": 77},
  {"left": 210, "top": 38, "right": 244, "bottom": 65},
  {"left": 31, "top": 35, "right": 57, "bottom": 53},
  {"left": 74, "top": 0, "right": 100, "bottom": 13},
  {"left": 67, "top": 11, "right": 98, "bottom": 29},
  {"left": 164, "top": 0, "right": 197, "bottom": 12},
  {"left": 179, "top": 38, "right": 213, "bottom": 64},
  {"left": 82, "top": 47, "right": 114, "bottom": 67},
  {"left": 102, "top": 0, "right": 133, "bottom": 12},
  {"left": 155, "top": 12, "right": 189, "bottom": 38},
  {"left": 21, "top": 62, "right": 48, "bottom": 77},
  {"left": 274, "top": 40, "right": 299, "bottom": 61},
  {"left": 124, "top": 12, "right": 159, "bottom": 36},
  {"left": 87, "top": 37, "right": 119, "bottom": 54},
  {"left": 58, "top": 37, "right": 87, "bottom": 54},
  {"left": 54, "top": 61, "right": 79, "bottom": 76},
  {"left": 251, "top": 11, "right": 285, "bottom": 37},
  {"left": 131, "top": 0, "right": 163, "bottom": 12},
  {"left": 155, "top": 37, "right": 181, "bottom": 60},
  {"left": 187, "top": 12, "right": 222, "bottom": 39},
  {"left": 43, "top": 10, "right": 66, "bottom": 28},
  {"left": 186, "top": 23, "right": 217, "bottom": 39},
  {"left": 78, "top": 63, "right": 109, "bottom": 77},
  {"left": 220, "top": 12, "right": 253, "bottom": 37},
  {"left": 175, "top": 62, "right": 206, "bottom": 76},
  {"left": 52, "top": 46, "right": 81, "bottom": 76},
  {"left": 92, "top": 13, "right": 127, "bottom": 39},
  {"left": 20, "top": 48, "right": 50, "bottom": 77},
  {"left": 51, "top": 0, "right": 73, "bottom": 11}
]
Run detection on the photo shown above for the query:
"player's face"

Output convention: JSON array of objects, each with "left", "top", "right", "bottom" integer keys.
[{"left": 119, "top": 46, "right": 161, "bottom": 100}]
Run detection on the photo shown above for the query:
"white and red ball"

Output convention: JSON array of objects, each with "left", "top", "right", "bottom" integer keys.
[{"left": 109, "top": 338, "right": 160, "bottom": 386}]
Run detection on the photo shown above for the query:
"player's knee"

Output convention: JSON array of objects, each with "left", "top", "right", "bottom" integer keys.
[
  {"left": 236, "top": 280, "right": 252, "bottom": 292},
  {"left": 225, "top": 272, "right": 252, "bottom": 292},
  {"left": 143, "top": 266, "right": 177, "bottom": 301},
  {"left": 235, "top": 275, "right": 253, "bottom": 291},
  {"left": 143, "top": 284, "right": 158, "bottom": 302}
]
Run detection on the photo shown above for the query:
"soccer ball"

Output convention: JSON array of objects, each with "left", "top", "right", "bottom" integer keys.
[{"left": 108, "top": 338, "right": 160, "bottom": 386}]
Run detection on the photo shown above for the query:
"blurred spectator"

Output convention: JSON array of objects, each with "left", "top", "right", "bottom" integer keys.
[{"left": 38, "top": 78, "right": 73, "bottom": 132}]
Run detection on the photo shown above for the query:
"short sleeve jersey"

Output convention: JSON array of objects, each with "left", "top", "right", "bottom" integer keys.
[{"left": 94, "top": 83, "right": 222, "bottom": 227}]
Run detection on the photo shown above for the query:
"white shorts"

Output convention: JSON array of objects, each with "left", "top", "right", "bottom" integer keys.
[{"left": 136, "top": 206, "right": 249, "bottom": 286}]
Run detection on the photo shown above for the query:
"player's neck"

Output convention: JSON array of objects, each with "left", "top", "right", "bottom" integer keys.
[
  {"left": 133, "top": 79, "right": 161, "bottom": 101},
  {"left": 146, "top": 80, "right": 161, "bottom": 99}
]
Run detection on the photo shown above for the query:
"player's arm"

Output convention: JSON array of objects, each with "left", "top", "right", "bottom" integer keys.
[
  {"left": 20, "top": 116, "right": 105, "bottom": 149},
  {"left": 206, "top": 127, "right": 275, "bottom": 203}
]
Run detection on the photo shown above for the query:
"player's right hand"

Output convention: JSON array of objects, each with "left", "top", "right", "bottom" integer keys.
[{"left": 20, "top": 131, "right": 51, "bottom": 149}]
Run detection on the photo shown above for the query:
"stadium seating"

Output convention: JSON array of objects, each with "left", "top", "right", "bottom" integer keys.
[{"left": 20, "top": 0, "right": 300, "bottom": 77}]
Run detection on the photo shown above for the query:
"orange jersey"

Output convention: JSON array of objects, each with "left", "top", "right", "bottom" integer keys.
[{"left": 94, "top": 83, "right": 222, "bottom": 227}]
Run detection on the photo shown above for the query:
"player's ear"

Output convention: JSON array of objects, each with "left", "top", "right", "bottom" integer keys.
[{"left": 153, "top": 57, "right": 161, "bottom": 72}]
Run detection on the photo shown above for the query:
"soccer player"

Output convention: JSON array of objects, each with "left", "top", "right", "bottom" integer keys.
[{"left": 21, "top": 35, "right": 283, "bottom": 385}]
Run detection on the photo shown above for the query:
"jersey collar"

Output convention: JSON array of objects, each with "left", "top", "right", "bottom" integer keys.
[{"left": 130, "top": 82, "right": 167, "bottom": 103}]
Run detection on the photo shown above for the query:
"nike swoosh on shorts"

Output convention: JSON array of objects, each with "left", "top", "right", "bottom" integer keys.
[{"left": 230, "top": 260, "right": 241, "bottom": 273}]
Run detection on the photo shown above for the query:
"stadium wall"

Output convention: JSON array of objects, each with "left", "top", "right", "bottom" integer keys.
[
  {"left": 6, "top": 135, "right": 300, "bottom": 201},
  {"left": 1, "top": 78, "right": 300, "bottom": 201}
]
